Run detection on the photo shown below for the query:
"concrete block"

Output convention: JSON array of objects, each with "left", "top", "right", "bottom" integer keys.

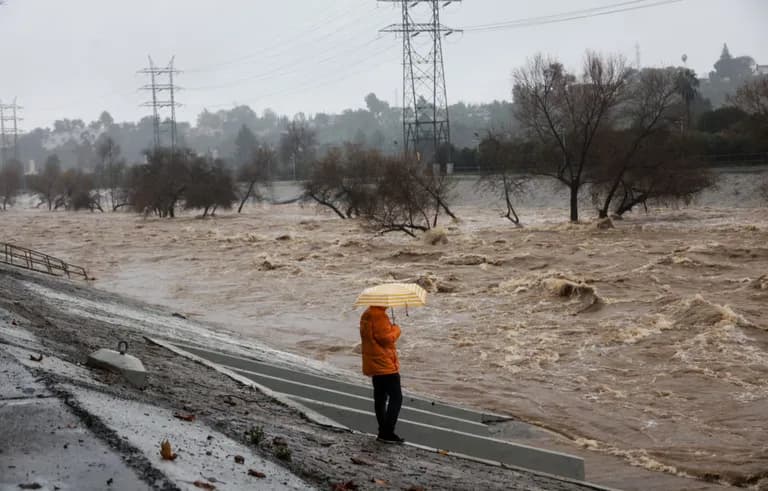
[{"left": 87, "top": 346, "right": 147, "bottom": 388}]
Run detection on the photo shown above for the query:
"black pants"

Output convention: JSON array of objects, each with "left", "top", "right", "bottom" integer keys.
[{"left": 372, "top": 373, "right": 402, "bottom": 437}]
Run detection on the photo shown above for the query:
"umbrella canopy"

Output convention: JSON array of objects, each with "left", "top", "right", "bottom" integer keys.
[{"left": 354, "top": 283, "right": 427, "bottom": 308}]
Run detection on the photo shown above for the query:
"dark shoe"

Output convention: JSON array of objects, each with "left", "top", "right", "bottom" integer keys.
[{"left": 376, "top": 433, "right": 405, "bottom": 444}]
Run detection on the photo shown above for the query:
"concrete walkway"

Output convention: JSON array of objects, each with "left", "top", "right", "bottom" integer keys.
[
  {"left": 0, "top": 351, "right": 151, "bottom": 491},
  {"left": 172, "top": 342, "right": 591, "bottom": 483},
  {"left": 0, "top": 322, "right": 314, "bottom": 491}
]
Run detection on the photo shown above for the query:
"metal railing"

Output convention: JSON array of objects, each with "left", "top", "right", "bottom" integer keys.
[{"left": 1, "top": 242, "right": 88, "bottom": 280}]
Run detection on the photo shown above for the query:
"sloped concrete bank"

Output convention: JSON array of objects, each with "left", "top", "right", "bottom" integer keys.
[{"left": 0, "top": 264, "right": 602, "bottom": 491}]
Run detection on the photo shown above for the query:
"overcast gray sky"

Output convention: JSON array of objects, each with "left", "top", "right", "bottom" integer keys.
[{"left": 1, "top": 0, "right": 766, "bottom": 129}]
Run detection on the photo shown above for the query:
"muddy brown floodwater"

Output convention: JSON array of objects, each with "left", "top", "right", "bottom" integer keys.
[{"left": 3, "top": 173, "right": 767, "bottom": 488}]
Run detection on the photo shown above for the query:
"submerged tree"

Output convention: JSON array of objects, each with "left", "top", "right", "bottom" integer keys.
[
  {"left": 602, "top": 133, "right": 715, "bottom": 216},
  {"left": 0, "top": 159, "right": 23, "bottom": 210},
  {"left": 592, "top": 67, "right": 685, "bottom": 218},
  {"left": 513, "top": 52, "right": 630, "bottom": 222},
  {"left": 28, "top": 154, "right": 63, "bottom": 210},
  {"left": 279, "top": 121, "right": 316, "bottom": 180},
  {"left": 127, "top": 148, "right": 191, "bottom": 217},
  {"left": 55, "top": 169, "right": 103, "bottom": 212},
  {"left": 94, "top": 135, "right": 127, "bottom": 211},
  {"left": 303, "top": 145, "right": 456, "bottom": 236},
  {"left": 237, "top": 146, "right": 275, "bottom": 213},
  {"left": 477, "top": 133, "right": 530, "bottom": 226},
  {"left": 185, "top": 157, "right": 238, "bottom": 217}
]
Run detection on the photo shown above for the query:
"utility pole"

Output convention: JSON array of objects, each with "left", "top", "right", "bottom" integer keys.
[
  {"left": 379, "top": 0, "right": 460, "bottom": 168},
  {"left": 139, "top": 56, "right": 182, "bottom": 152},
  {"left": 0, "top": 98, "right": 23, "bottom": 169}
]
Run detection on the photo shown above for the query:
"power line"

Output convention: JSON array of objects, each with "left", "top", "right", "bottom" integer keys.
[
  {"left": 184, "top": 42, "right": 399, "bottom": 112},
  {"left": 461, "top": 0, "right": 652, "bottom": 30},
  {"left": 184, "top": 9, "right": 392, "bottom": 91},
  {"left": 461, "top": 0, "right": 684, "bottom": 32},
  {"left": 186, "top": 35, "right": 388, "bottom": 92},
  {"left": 185, "top": 4, "right": 384, "bottom": 74}
]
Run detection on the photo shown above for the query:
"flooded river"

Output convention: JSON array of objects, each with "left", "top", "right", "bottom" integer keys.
[{"left": 3, "top": 169, "right": 767, "bottom": 488}]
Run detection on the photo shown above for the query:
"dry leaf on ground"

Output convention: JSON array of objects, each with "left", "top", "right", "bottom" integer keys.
[
  {"left": 248, "top": 469, "right": 266, "bottom": 478},
  {"left": 192, "top": 481, "right": 216, "bottom": 490},
  {"left": 350, "top": 456, "right": 373, "bottom": 466},
  {"left": 173, "top": 412, "right": 196, "bottom": 422},
  {"left": 160, "top": 439, "right": 177, "bottom": 461},
  {"left": 234, "top": 455, "right": 244, "bottom": 464}
]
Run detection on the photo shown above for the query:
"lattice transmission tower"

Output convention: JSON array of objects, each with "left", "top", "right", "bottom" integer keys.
[
  {"left": 139, "top": 56, "right": 181, "bottom": 151},
  {"left": 0, "top": 98, "right": 22, "bottom": 168},
  {"left": 379, "top": 0, "right": 460, "bottom": 166}
]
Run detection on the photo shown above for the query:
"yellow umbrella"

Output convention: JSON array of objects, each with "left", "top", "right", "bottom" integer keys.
[{"left": 354, "top": 283, "right": 427, "bottom": 322}]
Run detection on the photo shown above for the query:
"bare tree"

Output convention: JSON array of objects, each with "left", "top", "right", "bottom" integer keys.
[
  {"left": 279, "top": 121, "right": 316, "bottom": 180},
  {"left": 94, "top": 135, "right": 127, "bottom": 211},
  {"left": 729, "top": 76, "right": 768, "bottom": 119},
  {"left": 303, "top": 145, "right": 455, "bottom": 236},
  {"left": 593, "top": 67, "right": 683, "bottom": 218},
  {"left": 607, "top": 132, "right": 715, "bottom": 216},
  {"left": 0, "top": 160, "right": 22, "bottom": 210},
  {"left": 43, "top": 169, "right": 103, "bottom": 212},
  {"left": 477, "top": 133, "right": 531, "bottom": 226},
  {"left": 302, "top": 144, "right": 382, "bottom": 219},
  {"left": 27, "top": 154, "right": 63, "bottom": 210},
  {"left": 513, "top": 52, "right": 630, "bottom": 222},
  {"left": 303, "top": 147, "right": 350, "bottom": 219},
  {"left": 728, "top": 76, "right": 768, "bottom": 155},
  {"left": 409, "top": 166, "right": 457, "bottom": 227},
  {"left": 237, "top": 146, "right": 275, "bottom": 213},
  {"left": 365, "top": 158, "right": 434, "bottom": 237}
]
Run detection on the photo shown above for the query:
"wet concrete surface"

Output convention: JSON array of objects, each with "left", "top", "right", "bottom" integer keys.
[
  {"left": 0, "top": 351, "right": 151, "bottom": 491},
  {"left": 173, "top": 342, "right": 589, "bottom": 483}
]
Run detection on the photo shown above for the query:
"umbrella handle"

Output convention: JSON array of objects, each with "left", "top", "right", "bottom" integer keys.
[
  {"left": 390, "top": 307, "right": 395, "bottom": 324},
  {"left": 406, "top": 303, "right": 409, "bottom": 317}
]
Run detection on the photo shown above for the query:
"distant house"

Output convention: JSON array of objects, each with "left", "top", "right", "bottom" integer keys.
[{"left": 756, "top": 64, "right": 768, "bottom": 76}]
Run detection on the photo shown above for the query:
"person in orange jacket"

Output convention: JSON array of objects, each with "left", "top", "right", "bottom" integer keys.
[{"left": 359, "top": 305, "right": 404, "bottom": 444}]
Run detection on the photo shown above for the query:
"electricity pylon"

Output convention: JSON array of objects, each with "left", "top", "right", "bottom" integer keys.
[
  {"left": 139, "top": 56, "right": 181, "bottom": 151},
  {"left": 379, "top": 0, "right": 460, "bottom": 166},
  {"left": 0, "top": 98, "right": 22, "bottom": 168}
]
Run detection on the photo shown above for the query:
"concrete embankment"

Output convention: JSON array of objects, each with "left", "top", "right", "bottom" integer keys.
[{"left": 0, "top": 263, "right": 605, "bottom": 491}]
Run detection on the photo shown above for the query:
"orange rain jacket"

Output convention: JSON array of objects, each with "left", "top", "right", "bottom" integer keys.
[{"left": 360, "top": 306, "right": 401, "bottom": 377}]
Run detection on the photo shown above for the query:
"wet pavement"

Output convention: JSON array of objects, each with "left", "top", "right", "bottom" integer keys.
[{"left": 0, "top": 351, "right": 151, "bottom": 491}]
